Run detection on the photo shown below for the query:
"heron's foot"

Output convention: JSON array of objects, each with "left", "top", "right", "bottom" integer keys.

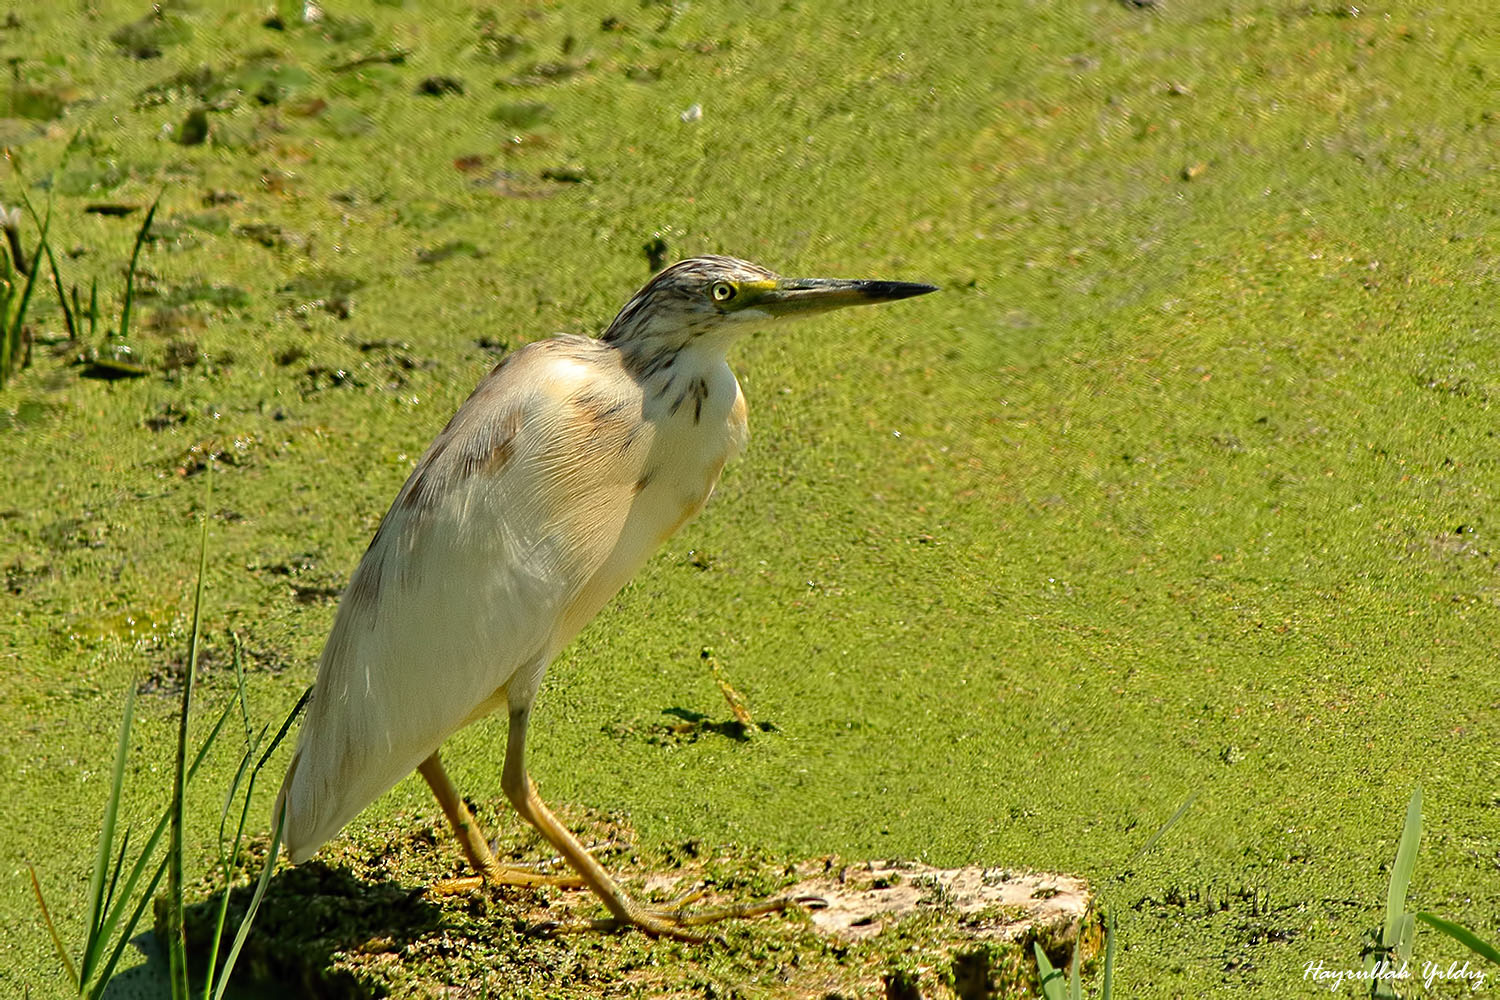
[
  {"left": 428, "top": 865, "right": 587, "bottom": 896},
  {"left": 531, "top": 887, "right": 814, "bottom": 943}
]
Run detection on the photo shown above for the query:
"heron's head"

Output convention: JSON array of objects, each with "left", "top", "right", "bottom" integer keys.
[{"left": 602, "top": 255, "right": 937, "bottom": 368}]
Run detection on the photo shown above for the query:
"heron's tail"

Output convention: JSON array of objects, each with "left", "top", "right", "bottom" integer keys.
[{"left": 276, "top": 747, "right": 323, "bottom": 864}]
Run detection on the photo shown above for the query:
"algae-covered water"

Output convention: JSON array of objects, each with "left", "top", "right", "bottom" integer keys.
[{"left": 2, "top": 1, "right": 1496, "bottom": 996}]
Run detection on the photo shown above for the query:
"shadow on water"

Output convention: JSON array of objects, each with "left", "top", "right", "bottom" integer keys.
[
  {"left": 99, "top": 931, "right": 283, "bottom": 1000},
  {"left": 660, "top": 706, "right": 777, "bottom": 742},
  {"left": 111, "top": 861, "right": 445, "bottom": 999}
]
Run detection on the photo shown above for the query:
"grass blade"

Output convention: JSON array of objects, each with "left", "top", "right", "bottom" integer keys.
[
  {"left": 5, "top": 195, "right": 48, "bottom": 332},
  {"left": 210, "top": 806, "right": 285, "bottom": 1000},
  {"left": 14, "top": 185, "right": 74, "bottom": 338},
  {"left": 1416, "top": 912, "right": 1500, "bottom": 967},
  {"left": 82, "top": 697, "right": 237, "bottom": 983},
  {"left": 36, "top": 210, "right": 73, "bottom": 337},
  {"left": 1128, "top": 791, "right": 1199, "bottom": 867},
  {"left": 100, "top": 828, "right": 131, "bottom": 923},
  {"left": 1397, "top": 911, "right": 1417, "bottom": 966},
  {"left": 1, "top": 280, "right": 12, "bottom": 382},
  {"left": 78, "top": 681, "right": 136, "bottom": 986},
  {"left": 208, "top": 688, "right": 306, "bottom": 998},
  {"left": 88, "top": 854, "right": 169, "bottom": 1000},
  {"left": 1383, "top": 786, "right": 1421, "bottom": 950},
  {"left": 1101, "top": 910, "right": 1116, "bottom": 1000},
  {"left": 2, "top": 273, "right": 14, "bottom": 380},
  {"left": 257, "top": 685, "right": 312, "bottom": 771},
  {"left": 168, "top": 504, "right": 211, "bottom": 997},
  {"left": 117, "top": 193, "right": 159, "bottom": 344},
  {"left": 203, "top": 742, "right": 258, "bottom": 996},
  {"left": 219, "top": 738, "right": 260, "bottom": 839},
  {"left": 1, "top": 193, "right": 49, "bottom": 383},
  {"left": 1034, "top": 941, "right": 1065, "bottom": 1000},
  {"left": 231, "top": 632, "right": 251, "bottom": 741},
  {"left": 189, "top": 695, "right": 238, "bottom": 784},
  {"left": 27, "top": 864, "right": 78, "bottom": 989},
  {"left": 35, "top": 499, "right": 237, "bottom": 998}
]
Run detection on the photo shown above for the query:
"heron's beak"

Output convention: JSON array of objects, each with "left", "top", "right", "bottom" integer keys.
[{"left": 754, "top": 276, "right": 939, "bottom": 316}]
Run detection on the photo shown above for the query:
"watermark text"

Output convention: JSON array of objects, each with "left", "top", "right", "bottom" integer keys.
[{"left": 1302, "top": 959, "right": 1487, "bottom": 992}]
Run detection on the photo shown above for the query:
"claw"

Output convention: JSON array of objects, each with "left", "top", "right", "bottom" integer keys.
[{"left": 661, "top": 883, "right": 709, "bottom": 910}]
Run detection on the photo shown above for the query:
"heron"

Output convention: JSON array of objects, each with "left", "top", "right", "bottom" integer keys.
[{"left": 275, "top": 255, "right": 937, "bottom": 940}]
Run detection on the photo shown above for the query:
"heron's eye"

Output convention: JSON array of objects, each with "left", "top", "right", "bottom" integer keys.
[{"left": 710, "top": 281, "right": 736, "bottom": 303}]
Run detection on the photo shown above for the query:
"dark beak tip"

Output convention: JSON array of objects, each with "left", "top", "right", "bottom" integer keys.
[{"left": 871, "top": 280, "right": 940, "bottom": 302}]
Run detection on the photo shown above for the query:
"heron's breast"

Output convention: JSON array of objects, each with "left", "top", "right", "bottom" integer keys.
[
  {"left": 642, "top": 374, "right": 746, "bottom": 541},
  {"left": 553, "top": 373, "right": 746, "bottom": 643}
]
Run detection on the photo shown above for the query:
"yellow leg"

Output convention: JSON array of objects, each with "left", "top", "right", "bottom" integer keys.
[
  {"left": 501, "top": 708, "right": 796, "bottom": 941},
  {"left": 418, "top": 751, "right": 584, "bottom": 893}
]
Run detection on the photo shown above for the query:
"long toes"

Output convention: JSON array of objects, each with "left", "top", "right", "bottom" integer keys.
[
  {"left": 526, "top": 914, "right": 708, "bottom": 943},
  {"left": 628, "top": 910, "right": 711, "bottom": 943},
  {"left": 660, "top": 894, "right": 797, "bottom": 927},
  {"left": 428, "top": 870, "right": 587, "bottom": 897},
  {"left": 428, "top": 875, "right": 486, "bottom": 896},
  {"left": 526, "top": 893, "right": 804, "bottom": 941},
  {"left": 627, "top": 893, "right": 799, "bottom": 934},
  {"left": 493, "top": 869, "right": 587, "bottom": 889},
  {"left": 661, "top": 885, "right": 710, "bottom": 910}
]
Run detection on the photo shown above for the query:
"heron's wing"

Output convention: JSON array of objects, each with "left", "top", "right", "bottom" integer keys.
[{"left": 279, "top": 337, "right": 651, "bottom": 861}]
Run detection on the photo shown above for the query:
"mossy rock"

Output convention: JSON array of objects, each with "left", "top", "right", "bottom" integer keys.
[{"left": 158, "top": 803, "right": 1095, "bottom": 998}]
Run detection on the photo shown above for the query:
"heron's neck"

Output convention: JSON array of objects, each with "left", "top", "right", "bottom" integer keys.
[
  {"left": 610, "top": 336, "right": 736, "bottom": 425},
  {"left": 612, "top": 333, "right": 733, "bottom": 386}
]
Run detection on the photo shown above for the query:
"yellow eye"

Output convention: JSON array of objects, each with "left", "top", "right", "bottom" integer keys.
[{"left": 710, "top": 281, "right": 736, "bottom": 303}]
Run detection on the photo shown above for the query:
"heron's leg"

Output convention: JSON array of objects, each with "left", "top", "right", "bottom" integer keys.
[
  {"left": 501, "top": 707, "right": 798, "bottom": 941},
  {"left": 418, "top": 751, "right": 583, "bottom": 893}
]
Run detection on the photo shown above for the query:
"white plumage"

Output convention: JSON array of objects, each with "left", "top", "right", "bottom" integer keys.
[
  {"left": 273, "top": 256, "right": 935, "bottom": 938},
  {"left": 281, "top": 333, "right": 747, "bottom": 861}
]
